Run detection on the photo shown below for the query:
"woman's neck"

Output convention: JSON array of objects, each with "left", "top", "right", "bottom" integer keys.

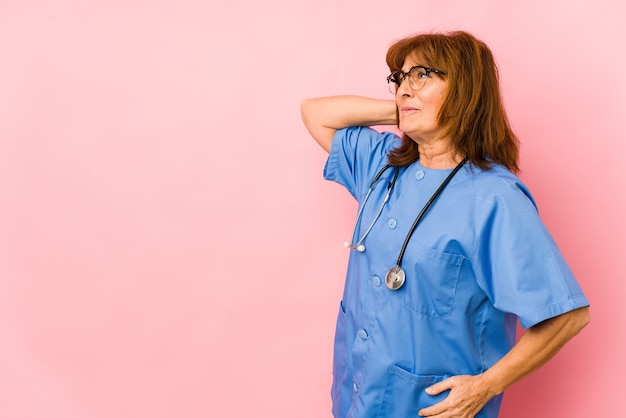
[{"left": 418, "top": 141, "right": 462, "bottom": 169}]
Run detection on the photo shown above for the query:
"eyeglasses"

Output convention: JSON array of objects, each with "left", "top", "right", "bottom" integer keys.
[{"left": 387, "top": 65, "right": 446, "bottom": 94}]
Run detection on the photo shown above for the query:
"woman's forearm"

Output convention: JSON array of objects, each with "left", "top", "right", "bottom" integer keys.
[
  {"left": 478, "top": 307, "right": 590, "bottom": 397},
  {"left": 301, "top": 95, "right": 397, "bottom": 153}
]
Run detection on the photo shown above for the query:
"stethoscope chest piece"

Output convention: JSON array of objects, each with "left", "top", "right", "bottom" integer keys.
[{"left": 385, "top": 266, "right": 406, "bottom": 290}]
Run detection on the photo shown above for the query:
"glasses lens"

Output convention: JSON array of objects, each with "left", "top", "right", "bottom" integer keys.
[
  {"left": 388, "top": 80, "right": 398, "bottom": 94},
  {"left": 408, "top": 67, "right": 428, "bottom": 91},
  {"left": 387, "top": 71, "right": 402, "bottom": 94}
]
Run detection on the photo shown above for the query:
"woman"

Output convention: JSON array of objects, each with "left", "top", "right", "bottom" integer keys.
[{"left": 301, "top": 31, "right": 590, "bottom": 418}]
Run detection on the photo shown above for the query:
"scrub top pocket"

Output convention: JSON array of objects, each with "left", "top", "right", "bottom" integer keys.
[
  {"left": 376, "top": 365, "right": 449, "bottom": 418},
  {"left": 401, "top": 243, "right": 464, "bottom": 316}
]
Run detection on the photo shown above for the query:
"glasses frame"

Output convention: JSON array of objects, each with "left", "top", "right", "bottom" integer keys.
[{"left": 387, "top": 65, "right": 446, "bottom": 94}]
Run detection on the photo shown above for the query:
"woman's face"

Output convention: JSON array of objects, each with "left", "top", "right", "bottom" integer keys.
[{"left": 395, "top": 56, "right": 448, "bottom": 144}]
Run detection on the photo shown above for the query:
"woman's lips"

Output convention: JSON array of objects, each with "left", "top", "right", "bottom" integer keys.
[{"left": 401, "top": 106, "right": 419, "bottom": 113}]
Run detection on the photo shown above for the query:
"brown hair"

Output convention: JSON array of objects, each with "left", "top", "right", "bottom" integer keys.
[{"left": 386, "top": 31, "right": 520, "bottom": 172}]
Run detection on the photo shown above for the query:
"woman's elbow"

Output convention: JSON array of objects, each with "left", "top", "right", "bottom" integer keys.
[
  {"left": 576, "top": 306, "right": 591, "bottom": 330},
  {"left": 568, "top": 306, "right": 591, "bottom": 335},
  {"left": 300, "top": 98, "right": 334, "bottom": 153},
  {"left": 300, "top": 98, "right": 312, "bottom": 121}
]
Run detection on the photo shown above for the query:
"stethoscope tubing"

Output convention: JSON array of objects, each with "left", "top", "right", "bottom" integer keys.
[
  {"left": 394, "top": 156, "right": 468, "bottom": 267},
  {"left": 345, "top": 165, "right": 399, "bottom": 252},
  {"left": 345, "top": 157, "right": 468, "bottom": 290}
]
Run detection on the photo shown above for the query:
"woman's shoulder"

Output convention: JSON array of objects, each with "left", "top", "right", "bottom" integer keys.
[
  {"left": 462, "top": 163, "right": 537, "bottom": 210},
  {"left": 334, "top": 126, "right": 402, "bottom": 150},
  {"left": 325, "top": 127, "right": 403, "bottom": 197},
  {"left": 331, "top": 126, "right": 402, "bottom": 166}
]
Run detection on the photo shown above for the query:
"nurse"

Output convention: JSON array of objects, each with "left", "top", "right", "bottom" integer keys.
[{"left": 301, "top": 31, "right": 590, "bottom": 418}]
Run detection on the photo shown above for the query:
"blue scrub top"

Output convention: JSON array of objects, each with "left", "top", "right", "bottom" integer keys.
[{"left": 323, "top": 127, "right": 589, "bottom": 418}]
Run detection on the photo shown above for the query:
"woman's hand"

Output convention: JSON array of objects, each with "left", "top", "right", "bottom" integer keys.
[{"left": 418, "top": 375, "right": 493, "bottom": 417}]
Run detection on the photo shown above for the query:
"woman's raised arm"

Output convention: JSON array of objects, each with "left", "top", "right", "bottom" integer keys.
[{"left": 300, "top": 95, "right": 397, "bottom": 153}]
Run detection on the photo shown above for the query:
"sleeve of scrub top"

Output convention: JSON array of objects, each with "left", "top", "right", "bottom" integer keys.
[
  {"left": 323, "top": 126, "right": 401, "bottom": 199},
  {"left": 472, "top": 179, "right": 589, "bottom": 329}
]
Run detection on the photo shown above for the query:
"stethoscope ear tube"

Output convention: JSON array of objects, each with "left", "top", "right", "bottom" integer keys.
[{"left": 344, "top": 165, "right": 398, "bottom": 254}]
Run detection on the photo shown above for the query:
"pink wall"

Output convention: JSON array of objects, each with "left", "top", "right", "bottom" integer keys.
[{"left": 1, "top": 0, "right": 624, "bottom": 416}]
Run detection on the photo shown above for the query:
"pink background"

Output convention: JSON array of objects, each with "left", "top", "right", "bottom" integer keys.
[{"left": 1, "top": 0, "right": 624, "bottom": 417}]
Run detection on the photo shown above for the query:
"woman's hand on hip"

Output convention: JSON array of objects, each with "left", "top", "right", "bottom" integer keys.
[{"left": 417, "top": 374, "right": 493, "bottom": 418}]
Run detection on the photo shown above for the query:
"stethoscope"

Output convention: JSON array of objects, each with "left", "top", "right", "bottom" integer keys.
[
  {"left": 343, "top": 165, "right": 399, "bottom": 252},
  {"left": 344, "top": 157, "right": 468, "bottom": 290}
]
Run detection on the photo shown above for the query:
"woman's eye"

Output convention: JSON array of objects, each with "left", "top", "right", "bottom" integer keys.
[{"left": 409, "top": 69, "right": 427, "bottom": 80}]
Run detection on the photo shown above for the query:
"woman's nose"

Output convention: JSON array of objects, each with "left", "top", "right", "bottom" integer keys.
[{"left": 397, "top": 78, "right": 413, "bottom": 96}]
